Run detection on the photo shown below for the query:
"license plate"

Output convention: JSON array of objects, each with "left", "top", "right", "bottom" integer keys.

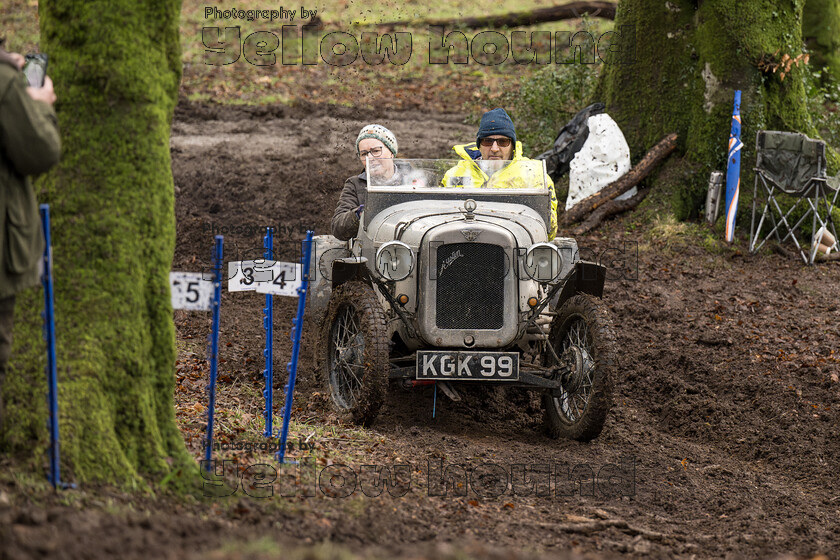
[{"left": 416, "top": 351, "right": 519, "bottom": 381}]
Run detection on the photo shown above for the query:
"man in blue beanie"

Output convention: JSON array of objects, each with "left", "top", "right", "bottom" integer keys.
[
  {"left": 476, "top": 108, "right": 517, "bottom": 161},
  {"left": 442, "top": 108, "right": 558, "bottom": 238}
]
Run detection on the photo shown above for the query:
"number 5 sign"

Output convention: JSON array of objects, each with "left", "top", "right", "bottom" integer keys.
[{"left": 170, "top": 272, "right": 215, "bottom": 310}]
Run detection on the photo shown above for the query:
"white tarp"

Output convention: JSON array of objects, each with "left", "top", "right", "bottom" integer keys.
[{"left": 566, "top": 114, "right": 633, "bottom": 211}]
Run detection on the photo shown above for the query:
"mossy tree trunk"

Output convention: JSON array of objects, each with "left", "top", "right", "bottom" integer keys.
[
  {"left": 803, "top": 0, "right": 840, "bottom": 80},
  {"left": 599, "top": 0, "right": 837, "bottom": 219},
  {"left": 3, "top": 0, "right": 190, "bottom": 486}
]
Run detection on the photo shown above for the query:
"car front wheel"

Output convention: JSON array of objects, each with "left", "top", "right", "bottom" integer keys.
[
  {"left": 323, "top": 281, "right": 389, "bottom": 426},
  {"left": 542, "top": 294, "right": 616, "bottom": 442}
]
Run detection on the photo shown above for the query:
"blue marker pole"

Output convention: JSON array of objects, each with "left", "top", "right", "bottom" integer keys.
[
  {"left": 276, "top": 231, "right": 314, "bottom": 464},
  {"left": 725, "top": 90, "right": 743, "bottom": 243},
  {"left": 204, "top": 235, "right": 223, "bottom": 470},
  {"left": 263, "top": 228, "right": 274, "bottom": 438},
  {"left": 40, "top": 205, "right": 61, "bottom": 489}
]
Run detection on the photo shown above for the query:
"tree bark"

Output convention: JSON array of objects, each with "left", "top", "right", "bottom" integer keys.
[
  {"left": 3, "top": 0, "right": 190, "bottom": 485},
  {"left": 562, "top": 132, "right": 677, "bottom": 225},
  {"left": 379, "top": 1, "right": 616, "bottom": 30},
  {"left": 597, "top": 0, "right": 838, "bottom": 220}
]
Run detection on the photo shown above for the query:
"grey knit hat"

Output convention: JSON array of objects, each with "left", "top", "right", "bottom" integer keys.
[{"left": 356, "top": 124, "right": 398, "bottom": 157}]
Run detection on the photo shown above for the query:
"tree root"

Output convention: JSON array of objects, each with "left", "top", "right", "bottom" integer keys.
[{"left": 521, "top": 519, "right": 679, "bottom": 542}]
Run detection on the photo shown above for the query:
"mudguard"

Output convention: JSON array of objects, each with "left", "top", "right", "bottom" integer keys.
[
  {"left": 553, "top": 261, "right": 606, "bottom": 309},
  {"left": 308, "top": 235, "right": 351, "bottom": 327},
  {"left": 332, "top": 257, "right": 371, "bottom": 287}
]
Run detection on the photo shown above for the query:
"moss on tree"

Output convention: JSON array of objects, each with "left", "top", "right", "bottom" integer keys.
[
  {"left": 3, "top": 0, "right": 192, "bottom": 487},
  {"left": 599, "top": 0, "right": 838, "bottom": 221},
  {"left": 803, "top": 0, "right": 840, "bottom": 80}
]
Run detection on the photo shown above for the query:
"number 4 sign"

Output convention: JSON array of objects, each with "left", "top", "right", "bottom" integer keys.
[
  {"left": 170, "top": 272, "right": 215, "bottom": 310},
  {"left": 255, "top": 262, "right": 302, "bottom": 297}
]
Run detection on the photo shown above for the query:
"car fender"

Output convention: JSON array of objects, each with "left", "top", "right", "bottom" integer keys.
[
  {"left": 552, "top": 261, "right": 606, "bottom": 309},
  {"left": 331, "top": 257, "right": 371, "bottom": 288}
]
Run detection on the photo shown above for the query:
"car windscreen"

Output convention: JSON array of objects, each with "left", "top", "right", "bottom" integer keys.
[{"left": 365, "top": 159, "right": 548, "bottom": 193}]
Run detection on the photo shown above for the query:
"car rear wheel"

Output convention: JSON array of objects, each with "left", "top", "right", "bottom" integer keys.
[
  {"left": 323, "top": 281, "right": 389, "bottom": 426},
  {"left": 542, "top": 294, "right": 615, "bottom": 442}
]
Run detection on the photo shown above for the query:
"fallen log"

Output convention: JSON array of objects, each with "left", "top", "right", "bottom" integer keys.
[
  {"left": 571, "top": 187, "right": 651, "bottom": 235},
  {"left": 562, "top": 132, "right": 678, "bottom": 226},
  {"left": 378, "top": 1, "right": 616, "bottom": 30},
  {"left": 770, "top": 242, "right": 796, "bottom": 260},
  {"left": 814, "top": 250, "right": 840, "bottom": 262}
]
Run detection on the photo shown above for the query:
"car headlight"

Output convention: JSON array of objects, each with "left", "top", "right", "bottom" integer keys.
[
  {"left": 524, "top": 243, "right": 563, "bottom": 282},
  {"left": 376, "top": 241, "right": 414, "bottom": 281}
]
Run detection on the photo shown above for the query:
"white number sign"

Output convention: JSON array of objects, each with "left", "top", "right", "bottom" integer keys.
[
  {"left": 227, "top": 260, "right": 274, "bottom": 292},
  {"left": 227, "top": 260, "right": 302, "bottom": 297},
  {"left": 255, "top": 263, "right": 302, "bottom": 297},
  {"left": 170, "top": 272, "right": 214, "bottom": 311}
]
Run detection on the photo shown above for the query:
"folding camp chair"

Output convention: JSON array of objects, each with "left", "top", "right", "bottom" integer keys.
[{"left": 749, "top": 130, "right": 840, "bottom": 264}]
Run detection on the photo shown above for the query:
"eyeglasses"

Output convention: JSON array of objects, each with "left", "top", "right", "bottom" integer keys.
[
  {"left": 359, "top": 146, "right": 385, "bottom": 158},
  {"left": 479, "top": 137, "right": 512, "bottom": 148}
]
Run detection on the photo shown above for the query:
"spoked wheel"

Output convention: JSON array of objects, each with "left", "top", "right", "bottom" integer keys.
[
  {"left": 323, "top": 281, "right": 389, "bottom": 426},
  {"left": 542, "top": 294, "right": 616, "bottom": 441}
]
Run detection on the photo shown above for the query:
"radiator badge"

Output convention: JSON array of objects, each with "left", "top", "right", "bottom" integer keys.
[
  {"left": 439, "top": 249, "right": 464, "bottom": 276},
  {"left": 460, "top": 229, "right": 481, "bottom": 242}
]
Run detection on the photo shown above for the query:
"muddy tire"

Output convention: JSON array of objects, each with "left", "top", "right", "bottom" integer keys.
[
  {"left": 323, "top": 281, "right": 389, "bottom": 426},
  {"left": 542, "top": 294, "right": 616, "bottom": 442}
]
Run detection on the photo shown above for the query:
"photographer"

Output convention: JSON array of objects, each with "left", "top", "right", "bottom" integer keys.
[{"left": 0, "top": 40, "right": 61, "bottom": 433}]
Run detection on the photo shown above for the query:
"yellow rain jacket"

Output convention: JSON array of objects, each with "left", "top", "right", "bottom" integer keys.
[{"left": 441, "top": 141, "right": 558, "bottom": 239}]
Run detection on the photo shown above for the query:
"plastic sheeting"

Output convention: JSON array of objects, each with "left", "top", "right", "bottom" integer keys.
[
  {"left": 536, "top": 102, "right": 605, "bottom": 182},
  {"left": 566, "top": 114, "right": 632, "bottom": 211}
]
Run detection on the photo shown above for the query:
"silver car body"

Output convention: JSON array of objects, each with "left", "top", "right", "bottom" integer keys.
[{"left": 310, "top": 159, "right": 579, "bottom": 352}]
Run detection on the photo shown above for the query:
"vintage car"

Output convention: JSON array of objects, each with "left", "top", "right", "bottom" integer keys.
[{"left": 309, "top": 159, "right": 616, "bottom": 441}]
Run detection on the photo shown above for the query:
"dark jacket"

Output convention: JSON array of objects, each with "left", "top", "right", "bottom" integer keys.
[
  {"left": 331, "top": 172, "right": 366, "bottom": 241},
  {"left": 0, "top": 56, "right": 61, "bottom": 298}
]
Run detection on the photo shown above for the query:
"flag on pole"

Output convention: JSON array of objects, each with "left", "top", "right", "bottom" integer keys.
[{"left": 725, "top": 90, "right": 742, "bottom": 243}]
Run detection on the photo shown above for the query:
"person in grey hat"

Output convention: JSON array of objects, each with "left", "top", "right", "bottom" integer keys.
[{"left": 331, "top": 124, "right": 400, "bottom": 241}]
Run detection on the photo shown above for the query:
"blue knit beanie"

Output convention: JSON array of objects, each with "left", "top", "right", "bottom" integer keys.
[{"left": 476, "top": 108, "right": 516, "bottom": 145}]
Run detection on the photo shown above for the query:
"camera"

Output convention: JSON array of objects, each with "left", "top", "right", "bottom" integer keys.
[{"left": 23, "top": 53, "right": 48, "bottom": 88}]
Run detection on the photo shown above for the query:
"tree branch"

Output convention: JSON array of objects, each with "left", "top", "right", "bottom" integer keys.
[
  {"left": 571, "top": 187, "right": 651, "bottom": 235},
  {"left": 378, "top": 1, "right": 616, "bottom": 30},
  {"left": 562, "top": 132, "right": 678, "bottom": 226}
]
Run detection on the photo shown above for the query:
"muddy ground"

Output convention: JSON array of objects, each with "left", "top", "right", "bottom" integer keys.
[{"left": 3, "top": 101, "right": 840, "bottom": 559}]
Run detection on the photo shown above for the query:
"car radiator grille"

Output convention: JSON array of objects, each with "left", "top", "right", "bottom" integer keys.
[{"left": 435, "top": 243, "right": 505, "bottom": 329}]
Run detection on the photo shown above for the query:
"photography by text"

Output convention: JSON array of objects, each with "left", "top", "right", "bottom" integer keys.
[{"left": 199, "top": 456, "right": 636, "bottom": 499}]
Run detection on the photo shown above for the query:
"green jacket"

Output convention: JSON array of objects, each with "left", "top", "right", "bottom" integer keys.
[
  {"left": 441, "top": 141, "right": 559, "bottom": 239},
  {"left": 0, "top": 57, "right": 61, "bottom": 298}
]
